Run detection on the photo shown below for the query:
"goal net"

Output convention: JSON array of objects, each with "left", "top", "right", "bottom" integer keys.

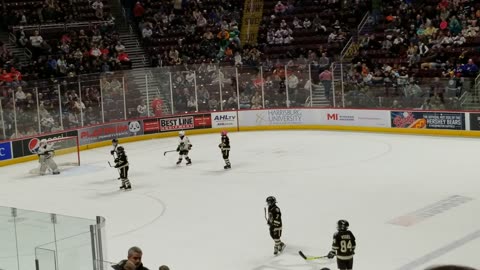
[{"left": 29, "top": 136, "right": 80, "bottom": 174}]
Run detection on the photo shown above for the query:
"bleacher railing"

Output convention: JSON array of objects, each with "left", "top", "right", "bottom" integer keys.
[
  {"left": 0, "top": 206, "right": 106, "bottom": 270},
  {"left": 0, "top": 65, "right": 477, "bottom": 141}
]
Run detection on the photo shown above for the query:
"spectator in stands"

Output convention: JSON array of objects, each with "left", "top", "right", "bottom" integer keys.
[
  {"left": 319, "top": 68, "right": 332, "bottom": 100},
  {"left": 460, "top": 59, "right": 479, "bottom": 76},
  {"left": 151, "top": 96, "right": 163, "bottom": 117},
  {"left": 112, "top": 247, "right": 149, "bottom": 270},
  {"left": 92, "top": 0, "right": 104, "bottom": 19},
  {"left": 274, "top": 1, "right": 286, "bottom": 15}
]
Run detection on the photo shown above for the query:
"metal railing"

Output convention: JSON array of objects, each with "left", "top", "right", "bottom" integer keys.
[{"left": 0, "top": 64, "right": 477, "bottom": 141}]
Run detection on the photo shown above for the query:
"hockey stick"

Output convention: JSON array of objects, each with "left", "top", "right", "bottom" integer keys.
[
  {"left": 264, "top": 207, "right": 268, "bottom": 222},
  {"left": 108, "top": 161, "right": 113, "bottom": 167},
  {"left": 164, "top": 150, "right": 177, "bottom": 156},
  {"left": 298, "top": 251, "right": 329, "bottom": 261}
]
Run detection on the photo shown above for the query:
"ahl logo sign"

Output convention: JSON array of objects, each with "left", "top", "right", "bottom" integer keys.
[{"left": 213, "top": 113, "right": 237, "bottom": 127}]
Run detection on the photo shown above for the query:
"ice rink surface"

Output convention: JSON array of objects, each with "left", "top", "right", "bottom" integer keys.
[{"left": 1, "top": 130, "right": 480, "bottom": 270}]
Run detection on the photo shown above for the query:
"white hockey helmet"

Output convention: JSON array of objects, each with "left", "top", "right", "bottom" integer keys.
[
  {"left": 179, "top": 130, "right": 185, "bottom": 137},
  {"left": 40, "top": 139, "right": 47, "bottom": 145}
]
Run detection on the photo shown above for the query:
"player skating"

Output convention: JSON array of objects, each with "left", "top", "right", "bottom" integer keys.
[
  {"left": 114, "top": 146, "right": 132, "bottom": 190},
  {"left": 266, "top": 196, "right": 286, "bottom": 255},
  {"left": 111, "top": 138, "right": 120, "bottom": 157},
  {"left": 176, "top": 131, "right": 192, "bottom": 166},
  {"left": 37, "top": 139, "right": 60, "bottom": 175},
  {"left": 111, "top": 138, "right": 122, "bottom": 180},
  {"left": 218, "top": 130, "right": 231, "bottom": 169},
  {"left": 327, "top": 220, "right": 356, "bottom": 270}
]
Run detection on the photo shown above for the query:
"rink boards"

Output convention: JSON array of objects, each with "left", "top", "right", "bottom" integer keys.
[{"left": 2, "top": 108, "right": 480, "bottom": 166}]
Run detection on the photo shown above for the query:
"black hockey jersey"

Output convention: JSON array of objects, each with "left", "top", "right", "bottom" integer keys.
[
  {"left": 114, "top": 152, "right": 129, "bottom": 169},
  {"left": 220, "top": 135, "right": 230, "bottom": 150},
  {"left": 332, "top": 230, "right": 356, "bottom": 260},
  {"left": 268, "top": 205, "right": 282, "bottom": 228}
]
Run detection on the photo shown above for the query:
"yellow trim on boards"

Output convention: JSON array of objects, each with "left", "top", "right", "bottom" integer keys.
[
  {"left": 238, "top": 125, "right": 480, "bottom": 137},
  {"left": 0, "top": 127, "right": 237, "bottom": 167},
  {"left": 2, "top": 124, "right": 480, "bottom": 167}
]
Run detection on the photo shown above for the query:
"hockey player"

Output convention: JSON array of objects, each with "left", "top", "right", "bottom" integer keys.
[
  {"left": 176, "top": 131, "right": 192, "bottom": 165},
  {"left": 111, "top": 138, "right": 120, "bottom": 157},
  {"left": 218, "top": 130, "right": 231, "bottom": 169},
  {"left": 327, "top": 220, "right": 356, "bottom": 270},
  {"left": 114, "top": 146, "right": 132, "bottom": 190},
  {"left": 37, "top": 139, "right": 60, "bottom": 175},
  {"left": 266, "top": 196, "right": 286, "bottom": 255}
]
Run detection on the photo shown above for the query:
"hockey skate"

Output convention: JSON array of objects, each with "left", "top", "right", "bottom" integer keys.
[
  {"left": 274, "top": 245, "right": 279, "bottom": 255},
  {"left": 176, "top": 159, "right": 182, "bottom": 165},
  {"left": 124, "top": 185, "right": 132, "bottom": 191},
  {"left": 278, "top": 242, "right": 286, "bottom": 253},
  {"left": 119, "top": 185, "right": 126, "bottom": 190},
  {"left": 186, "top": 158, "right": 192, "bottom": 166},
  {"left": 224, "top": 164, "right": 231, "bottom": 169},
  {"left": 53, "top": 171, "right": 60, "bottom": 175}
]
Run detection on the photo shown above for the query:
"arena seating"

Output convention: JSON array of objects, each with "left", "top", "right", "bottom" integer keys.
[
  {"left": 128, "top": 0, "right": 243, "bottom": 66},
  {"left": 342, "top": 0, "right": 480, "bottom": 110},
  {"left": 258, "top": 0, "right": 369, "bottom": 60}
]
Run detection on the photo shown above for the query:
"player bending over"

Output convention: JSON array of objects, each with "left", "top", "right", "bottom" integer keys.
[
  {"left": 218, "top": 130, "right": 231, "bottom": 169},
  {"left": 37, "top": 139, "right": 60, "bottom": 175},
  {"left": 176, "top": 131, "right": 192, "bottom": 165},
  {"left": 266, "top": 196, "right": 286, "bottom": 255},
  {"left": 114, "top": 146, "right": 132, "bottom": 190},
  {"left": 328, "top": 220, "right": 356, "bottom": 270}
]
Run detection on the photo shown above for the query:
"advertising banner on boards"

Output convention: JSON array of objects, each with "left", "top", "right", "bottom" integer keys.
[
  {"left": 78, "top": 120, "right": 144, "bottom": 145},
  {"left": 391, "top": 111, "right": 465, "bottom": 130}
]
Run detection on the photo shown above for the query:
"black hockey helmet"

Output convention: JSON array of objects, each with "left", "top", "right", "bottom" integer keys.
[
  {"left": 112, "top": 138, "right": 118, "bottom": 146},
  {"left": 266, "top": 196, "right": 277, "bottom": 206},
  {"left": 117, "top": 146, "right": 125, "bottom": 153},
  {"left": 337, "top": 219, "right": 349, "bottom": 231}
]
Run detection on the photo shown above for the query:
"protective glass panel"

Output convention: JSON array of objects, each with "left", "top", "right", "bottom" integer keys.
[
  {"left": 262, "top": 63, "right": 287, "bottom": 109},
  {"left": 35, "top": 246, "right": 57, "bottom": 270},
  {"left": 100, "top": 73, "right": 126, "bottom": 123},
  {"left": 59, "top": 76, "right": 84, "bottom": 129},
  {"left": 33, "top": 80, "right": 64, "bottom": 132},
  {"left": 286, "top": 63, "right": 312, "bottom": 108},
  {"left": 236, "top": 66, "right": 263, "bottom": 110},
  {"left": 14, "top": 209, "right": 55, "bottom": 270},
  {"left": 218, "top": 66, "right": 237, "bottom": 111},
  {"left": 13, "top": 86, "right": 40, "bottom": 138},
  {"left": 171, "top": 66, "right": 198, "bottom": 114},
  {"left": 150, "top": 67, "right": 174, "bottom": 116},
  {"left": 0, "top": 207, "right": 18, "bottom": 270}
]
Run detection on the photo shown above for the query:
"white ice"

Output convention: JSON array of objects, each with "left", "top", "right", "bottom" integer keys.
[{"left": 1, "top": 130, "right": 480, "bottom": 270}]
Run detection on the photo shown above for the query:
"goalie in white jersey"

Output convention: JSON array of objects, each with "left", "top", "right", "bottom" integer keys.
[
  {"left": 176, "top": 130, "right": 192, "bottom": 165},
  {"left": 37, "top": 139, "right": 60, "bottom": 175}
]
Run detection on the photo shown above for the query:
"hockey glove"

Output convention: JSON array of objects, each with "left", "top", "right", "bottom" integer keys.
[
  {"left": 188, "top": 144, "right": 192, "bottom": 150},
  {"left": 176, "top": 147, "right": 180, "bottom": 152},
  {"left": 327, "top": 251, "right": 336, "bottom": 259},
  {"left": 110, "top": 150, "right": 115, "bottom": 155}
]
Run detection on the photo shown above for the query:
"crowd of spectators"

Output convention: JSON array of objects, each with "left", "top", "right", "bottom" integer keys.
[
  {"left": 125, "top": 0, "right": 244, "bottom": 67},
  {"left": 0, "top": 72, "right": 143, "bottom": 140},
  {"left": 257, "top": 0, "right": 369, "bottom": 60},
  {"left": 342, "top": 0, "right": 480, "bottom": 109},
  {"left": 1, "top": 0, "right": 111, "bottom": 27}
]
